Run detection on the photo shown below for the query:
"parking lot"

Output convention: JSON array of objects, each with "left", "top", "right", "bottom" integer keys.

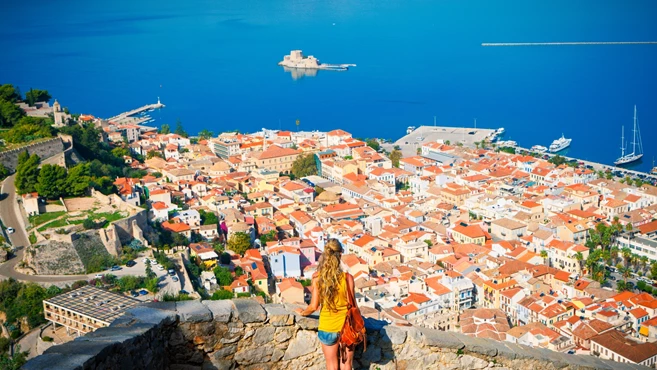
[{"left": 95, "top": 255, "right": 182, "bottom": 301}]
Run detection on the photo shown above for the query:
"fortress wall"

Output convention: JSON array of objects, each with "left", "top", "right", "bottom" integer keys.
[{"left": 23, "top": 299, "right": 649, "bottom": 370}]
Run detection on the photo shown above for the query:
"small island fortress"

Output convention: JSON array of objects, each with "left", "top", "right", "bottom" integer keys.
[{"left": 278, "top": 50, "right": 355, "bottom": 71}]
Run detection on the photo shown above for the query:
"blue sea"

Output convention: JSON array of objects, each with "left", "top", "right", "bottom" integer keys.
[{"left": 1, "top": 0, "right": 656, "bottom": 171}]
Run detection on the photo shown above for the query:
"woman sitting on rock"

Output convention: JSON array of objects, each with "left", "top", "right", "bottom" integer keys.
[{"left": 296, "top": 238, "right": 356, "bottom": 370}]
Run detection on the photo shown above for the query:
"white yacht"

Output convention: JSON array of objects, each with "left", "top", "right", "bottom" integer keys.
[
  {"left": 496, "top": 127, "right": 505, "bottom": 135},
  {"left": 549, "top": 134, "right": 571, "bottom": 153},
  {"left": 531, "top": 145, "right": 548, "bottom": 153},
  {"left": 407, "top": 126, "right": 416, "bottom": 134},
  {"left": 614, "top": 105, "right": 643, "bottom": 166}
]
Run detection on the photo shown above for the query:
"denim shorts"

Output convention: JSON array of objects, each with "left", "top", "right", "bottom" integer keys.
[{"left": 317, "top": 330, "right": 339, "bottom": 346}]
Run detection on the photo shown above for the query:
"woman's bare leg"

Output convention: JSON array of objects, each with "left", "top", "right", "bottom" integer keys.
[
  {"left": 321, "top": 343, "right": 340, "bottom": 370},
  {"left": 339, "top": 346, "right": 355, "bottom": 370}
]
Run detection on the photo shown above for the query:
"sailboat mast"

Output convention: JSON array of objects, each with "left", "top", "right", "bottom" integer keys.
[
  {"left": 620, "top": 126, "right": 625, "bottom": 157},
  {"left": 631, "top": 105, "right": 637, "bottom": 155}
]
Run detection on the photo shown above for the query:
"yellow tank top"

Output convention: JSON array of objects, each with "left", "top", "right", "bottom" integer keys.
[{"left": 318, "top": 273, "right": 349, "bottom": 333}]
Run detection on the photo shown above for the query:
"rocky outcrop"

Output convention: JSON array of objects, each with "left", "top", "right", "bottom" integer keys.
[
  {"left": 28, "top": 230, "right": 113, "bottom": 275},
  {"left": 23, "top": 299, "right": 650, "bottom": 370}
]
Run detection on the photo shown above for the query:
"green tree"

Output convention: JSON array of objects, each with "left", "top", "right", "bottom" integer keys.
[
  {"left": 24, "top": 88, "right": 51, "bottom": 106},
  {"left": 213, "top": 266, "right": 234, "bottom": 286},
  {"left": 111, "top": 146, "right": 129, "bottom": 158},
  {"left": 389, "top": 149, "right": 403, "bottom": 168},
  {"left": 117, "top": 276, "right": 140, "bottom": 292},
  {"left": 366, "top": 139, "right": 380, "bottom": 151},
  {"left": 14, "top": 152, "right": 40, "bottom": 194},
  {"left": 211, "top": 289, "right": 234, "bottom": 300},
  {"left": 198, "top": 129, "right": 214, "bottom": 139},
  {"left": 548, "top": 155, "right": 567, "bottom": 166},
  {"left": 35, "top": 164, "right": 68, "bottom": 199},
  {"left": 147, "top": 150, "right": 163, "bottom": 159},
  {"left": 0, "top": 163, "right": 9, "bottom": 181},
  {"left": 159, "top": 123, "right": 171, "bottom": 134},
  {"left": 259, "top": 230, "right": 277, "bottom": 246},
  {"left": 227, "top": 232, "right": 252, "bottom": 255},
  {"left": 2, "top": 116, "right": 54, "bottom": 143},
  {"left": 145, "top": 277, "right": 159, "bottom": 293},
  {"left": 66, "top": 163, "right": 91, "bottom": 196},
  {"left": 174, "top": 119, "right": 188, "bottom": 137},
  {"left": 220, "top": 252, "right": 231, "bottom": 265},
  {"left": 0, "top": 84, "right": 21, "bottom": 102},
  {"left": 616, "top": 280, "right": 627, "bottom": 292},
  {"left": 291, "top": 153, "right": 318, "bottom": 178},
  {"left": 199, "top": 209, "right": 219, "bottom": 225},
  {"left": 0, "top": 99, "right": 25, "bottom": 128}
]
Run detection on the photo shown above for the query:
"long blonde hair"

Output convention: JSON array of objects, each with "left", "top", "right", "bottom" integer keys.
[{"left": 317, "top": 239, "right": 344, "bottom": 312}]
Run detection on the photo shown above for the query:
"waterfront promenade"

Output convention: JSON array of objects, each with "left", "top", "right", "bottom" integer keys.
[{"left": 517, "top": 146, "right": 657, "bottom": 181}]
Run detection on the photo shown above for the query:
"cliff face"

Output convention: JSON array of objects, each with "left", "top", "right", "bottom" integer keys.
[{"left": 23, "top": 299, "right": 649, "bottom": 370}]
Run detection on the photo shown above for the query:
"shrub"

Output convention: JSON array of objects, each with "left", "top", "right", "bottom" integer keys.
[
  {"left": 42, "top": 336, "right": 53, "bottom": 342},
  {"left": 211, "top": 290, "right": 234, "bottom": 300},
  {"left": 237, "top": 292, "right": 251, "bottom": 298}
]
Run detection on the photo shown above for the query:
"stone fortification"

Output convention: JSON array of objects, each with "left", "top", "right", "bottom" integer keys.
[
  {"left": 23, "top": 299, "right": 649, "bottom": 370},
  {"left": 0, "top": 135, "right": 69, "bottom": 171}
]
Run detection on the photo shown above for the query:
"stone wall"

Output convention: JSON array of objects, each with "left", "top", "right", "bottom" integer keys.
[
  {"left": 23, "top": 300, "right": 649, "bottom": 370},
  {"left": 0, "top": 136, "right": 65, "bottom": 171}
]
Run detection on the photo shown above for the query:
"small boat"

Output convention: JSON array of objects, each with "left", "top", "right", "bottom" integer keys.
[
  {"left": 407, "top": 126, "right": 416, "bottom": 134},
  {"left": 549, "top": 134, "right": 571, "bottom": 153},
  {"left": 499, "top": 140, "right": 517, "bottom": 147},
  {"left": 496, "top": 128, "right": 505, "bottom": 135},
  {"left": 615, "top": 105, "right": 643, "bottom": 166},
  {"left": 651, "top": 167, "right": 657, "bottom": 175},
  {"left": 531, "top": 145, "right": 548, "bottom": 153}
]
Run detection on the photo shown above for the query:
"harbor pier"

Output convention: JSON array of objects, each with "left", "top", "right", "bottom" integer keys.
[{"left": 107, "top": 98, "right": 165, "bottom": 125}]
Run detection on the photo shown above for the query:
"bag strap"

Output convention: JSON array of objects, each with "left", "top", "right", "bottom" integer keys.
[{"left": 345, "top": 272, "right": 356, "bottom": 309}]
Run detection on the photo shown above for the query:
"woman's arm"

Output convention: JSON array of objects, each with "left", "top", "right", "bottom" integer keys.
[
  {"left": 295, "top": 277, "right": 320, "bottom": 316},
  {"left": 346, "top": 273, "right": 357, "bottom": 307}
]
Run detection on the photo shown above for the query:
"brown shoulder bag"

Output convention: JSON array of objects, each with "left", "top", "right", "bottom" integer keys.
[{"left": 339, "top": 273, "right": 366, "bottom": 363}]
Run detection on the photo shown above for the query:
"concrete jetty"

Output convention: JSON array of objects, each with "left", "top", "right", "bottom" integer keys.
[
  {"left": 384, "top": 125, "right": 497, "bottom": 157},
  {"left": 107, "top": 98, "right": 165, "bottom": 124}
]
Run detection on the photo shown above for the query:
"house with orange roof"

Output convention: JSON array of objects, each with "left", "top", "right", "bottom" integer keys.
[
  {"left": 161, "top": 218, "right": 192, "bottom": 238},
  {"left": 451, "top": 223, "right": 487, "bottom": 246},
  {"left": 483, "top": 278, "right": 518, "bottom": 309},
  {"left": 546, "top": 240, "right": 589, "bottom": 275},
  {"left": 326, "top": 129, "right": 352, "bottom": 146},
  {"left": 255, "top": 145, "right": 300, "bottom": 174}
]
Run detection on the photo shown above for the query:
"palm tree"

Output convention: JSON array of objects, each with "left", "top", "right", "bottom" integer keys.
[
  {"left": 640, "top": 256, "right": 649, "bottom": 272},
  {"left": 474, "top": 141, "right": 480, "bottom": 149},
  {"left": 574, "top": 252, "right": 584, "bottom": 272},
  {"left": 610, "top": 247, "right": 620, "bottom": 265},
  {"left": 620, "top": 266, "right": 632, "bottom": 281},
  {"left": 616, "top": 280, "right": 627, "bottom": 293},
  {"left": 540, "top": 250, "right": 548, "bottom": 265},
  {"left": 625, "top": 223, "right": 633, "bottom": 232},
  {"left": 622, "top": 247, "right": 632, "bottom": 267}
]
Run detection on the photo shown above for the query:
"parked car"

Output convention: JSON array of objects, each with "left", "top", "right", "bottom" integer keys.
[
  {"left": 567, "top": 350, "right": 576, "bottom": 355},
  {"left": 142, "top": 258, "right": 150, "bottom": 264},
  {"left": 172, "top": 276, "right": 179, "bottom": 282},
  {"left": 139, "top": 290, "right": 148, "bottom": 296},
  {"left": 126, "top": 260, "right": 136, "bottom": 267},
  {"left": 95, "top": 274, "right": 103, "bottom": 279},
  {"left": 168, "top": 269, "right": 175, "bottom": 276},
  {"left": 6, "top": 227, "right": 15, "bottom": 234},
  {"left": 179, "top": 290, "right": 190, "bottom": 295},
  {"left": 130, "top": 290, "right": 139, "bottom": 298},
  {"left": 157, "top": 265, "right": 165, "bottom": 271},
  {"left": 111, "top": 265, "right": 122, "bottom": 271}
]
